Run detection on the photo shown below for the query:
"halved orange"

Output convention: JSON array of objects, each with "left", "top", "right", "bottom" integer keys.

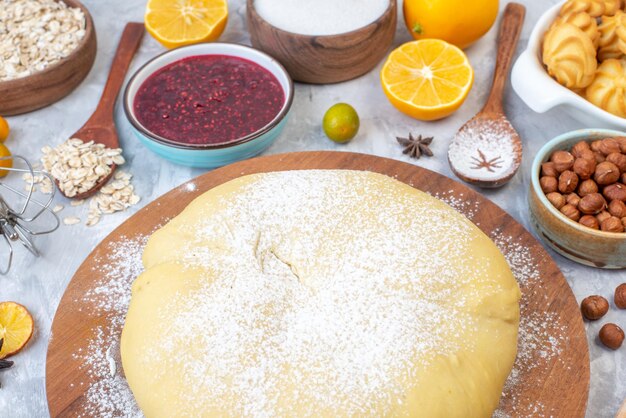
[
  {"left": 0, "top": 302, "right": 34, "bottom": 359},
  {"left": 145, "top": 0, "right": 228, "bottom": 49},
  {"left": 381, "top": 39, "right": 474, "bottom": 121}
]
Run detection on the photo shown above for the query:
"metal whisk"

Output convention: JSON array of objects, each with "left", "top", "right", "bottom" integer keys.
[{"left": 0, "top": 155, "right": 59, "bottom": 274}]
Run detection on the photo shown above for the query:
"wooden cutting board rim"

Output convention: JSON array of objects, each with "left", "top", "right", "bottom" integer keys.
[{"left": 46, "top": 151, "right": 590, "bottom": 417}]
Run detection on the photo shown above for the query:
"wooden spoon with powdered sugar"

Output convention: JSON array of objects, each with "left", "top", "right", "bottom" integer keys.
[
  {"left": 448, "top": 3, "right": 525, "bottom": 188},
  {"left": 57, "top": 22, "right": 144, "bottom": 200}
]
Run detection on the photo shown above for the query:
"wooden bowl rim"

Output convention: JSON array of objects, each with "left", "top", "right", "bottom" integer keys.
[
  {"left": 247, "top": 0, "right": 396, "bottom": 40},
  {"left": 531, "top": 128, "right": 626, "bottom": 241},
  {"left": 0, "top": 0, "right": 95, "bottom": 90}
]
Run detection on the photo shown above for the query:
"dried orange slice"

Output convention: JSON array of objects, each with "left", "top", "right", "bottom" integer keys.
[
  {"left": 381, "top": 39, "right": 474, "bottom": 121},
  {"left": 145, "top": 0, "right": 228, "bottom": 49},
  {"left": 0, "top": 116, "right": 9, "bottom": 142},
  {"left": 0, "top": 143, "right": 12, "bottom": 178},
  {"left": 0, "top": 302, "right": 34, "bottom": 359}
]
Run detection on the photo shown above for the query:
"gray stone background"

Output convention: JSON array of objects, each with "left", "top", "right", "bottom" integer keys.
[{"left": 0, "top": 0, "right": 623, "bottom": 416}]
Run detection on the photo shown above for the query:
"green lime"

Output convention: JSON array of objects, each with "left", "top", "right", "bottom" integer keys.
[{"left": 323, "top": 103, "right": 360, "bottom": 143}]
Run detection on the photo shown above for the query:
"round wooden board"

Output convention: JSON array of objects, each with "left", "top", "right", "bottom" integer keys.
[{"left": 46, "top": 151, "right": 589, "bottom": 417}]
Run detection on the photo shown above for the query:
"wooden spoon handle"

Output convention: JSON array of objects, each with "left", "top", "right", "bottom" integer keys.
[
  {"left": 91, "top": 22, "right": 145, "bottom": 120},
  {"left": 483, "top": 3, "right": 526, "bottom": 114}
]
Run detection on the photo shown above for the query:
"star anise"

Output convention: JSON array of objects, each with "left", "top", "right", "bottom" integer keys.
[
  {"left": 396, "top": 133, "right": 434, "bottom": 159},
  {"left": 0, "top": 339, "right": 13, "bottom": 389},
  {"left": 470, "top": 149, "right": 504, "bottom": 173}
]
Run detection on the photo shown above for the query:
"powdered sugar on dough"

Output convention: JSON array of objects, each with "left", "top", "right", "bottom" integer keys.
[
  {"left": 124, "top": 170, "right": 519, "bottom": 417},
  {"left": 72, "top": 173, "right": 565, "bottom": 418}
]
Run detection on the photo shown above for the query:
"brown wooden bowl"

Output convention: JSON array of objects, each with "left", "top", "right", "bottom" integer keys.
[
  {"left": 0, "top": 0, "right": 97, "bottom": 115},
  {"left": 246, "top": 0, "right": 396, "bottom": 84}
]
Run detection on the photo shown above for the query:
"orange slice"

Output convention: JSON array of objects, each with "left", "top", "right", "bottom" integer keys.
[
  {"left": 145, "top": 0, "right": 228, "bottom": 49},
  {"left": 0, "top": 302, "right": 34, "bottom": 359},
  {"left": 381, "top": 39, "right": 474, "bottom": 121},
  {"left": 0, "top": 116, "right": 9, "bottom": 142}
]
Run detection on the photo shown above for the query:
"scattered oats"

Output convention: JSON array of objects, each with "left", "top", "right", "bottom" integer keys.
[
  {"left": 71, "top": 199, "right": 85, "bottom": 207},
  {"left": 39, "top": 177, "right": 54, "bottom": 194},
  {"left": 40, "top": 138, "right": 124, "bottom": 198},
  {"left": 86, "top": 171, "right": 138, "bottom": 227},
  {"left": 63, "top": 216, "right": 80, "bottom": 225},
  {"left": 86, "top": 215, "right": 100, "bottom": 227},
  {"left": 52, "top": 204, "right": 64, "bottom": 213},
  {"left": 0, "top": 0, "right": 86, "bottom": 81}
]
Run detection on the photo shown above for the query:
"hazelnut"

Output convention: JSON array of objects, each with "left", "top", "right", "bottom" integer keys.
[
  {"left": 541, "top": 162, "right": 559, "bottom": 177},
  {"left": 571, "top": 141, "right": 591, "bottom": 158},
  {"left": 597, "top": 210, "right": 612, "bottom": 223},
  {"left": 567, "top": 193, "right": 581, "bottom": 206},
  {"left": 606, "top": 152, "right": 626, "bottom": 173},
  {"left": 609, "top": 199, "right": 626, "bottom": 218},
  {"left": 598, "top": 138, "right": 622, "bottom": 155},
  {"left": 617, "top": 137, "right": 626, "bottom": 153},
  {"left": 599, "top": 323, "right": 625, "bottom": 350},
  {"left": 578, "top": 179, "right": 599, "bottom": 196},
  {"left": 594, "top": 151, "right": 606, "bottom": 163},
  {"left": 540, "top": 176, "right": 558, "bottom": 193},
  {"left": 601, "top": 216, "right": 625, "bottom": 232},
  {"left": 572, "top": 157, "right": 596, "bottom": 180},
  {"left": 579, "top": 215, "right": 600, "bottom": 229},
  {"left": 558, "top": 171, "right": 579, "bottom": 194},
  {"left": 623, "top": 217, "right": 626, "bottom": 229},
  {"left": 590, "top": 140, "right": 603, "bottom": 153},
  {"left": 622, "top": 172, "right": 626, "bottom": 184},
  {"left": 551, "top": 150, "right": 575, "bottom": 172},
  {"left": 580, "top": 295, "right": 609, "bottom": 320},
  {"left": 615, "top": 283, "right": 626, "bottom": 309},
  {"left": 603, "top": 183, "right": 626, "bottom": 202},
  {"left": 579, "top": 149, "right": 596, "bottom": 162},
  {"left": 595, "top": 162, "right": 621, "bottom": 185},
  {"left": 546, "top": 192, "right": 566, "bottom": 209},
  {"left": 560, "top": 204, "right": 581, "bottom": 221},
  {"left": 578, "top": 193, "right": 606, "bottom": 214}
]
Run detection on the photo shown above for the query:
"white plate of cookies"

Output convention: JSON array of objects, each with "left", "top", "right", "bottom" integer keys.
[{"left": 512, "top": 0, "right": 626, "bottom": 129}]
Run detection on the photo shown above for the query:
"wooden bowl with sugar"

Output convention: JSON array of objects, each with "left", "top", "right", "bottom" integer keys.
[
  {"left": 0, "top": 0, "right": 97, "bottom": 116},
  {"left": 246, "top": 0, "right": 397, "bottom": 84}
]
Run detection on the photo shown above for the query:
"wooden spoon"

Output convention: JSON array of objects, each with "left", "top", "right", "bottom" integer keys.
[
  {"left": 59, "top": 22, "right": 145, "bottom": 200},
  {"left": 448, "top": 3, "right": 525, "bottom": 188}
]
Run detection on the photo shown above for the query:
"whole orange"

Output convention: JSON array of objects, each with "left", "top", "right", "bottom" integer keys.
[{"left": 403, "top": 0, "right": 499, "bottom": 49}]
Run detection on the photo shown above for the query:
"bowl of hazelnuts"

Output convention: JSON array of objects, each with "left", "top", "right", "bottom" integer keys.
[{"left": 530, "top": 129, "right": 626, "bottom": 269}]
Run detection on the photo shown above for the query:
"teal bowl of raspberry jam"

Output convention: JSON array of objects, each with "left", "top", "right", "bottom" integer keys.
[{"left": 124, "top": 43, "right": 293, "bottom": 168}]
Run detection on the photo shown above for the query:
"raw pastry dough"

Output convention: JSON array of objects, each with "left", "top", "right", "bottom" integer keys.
[
  {"left": 598, "top": 11, "right": 626, "bottom": 61},
  {"left": 121, "top": 170, "right": 521, "bottom": 418},
  {"left": 560, "top": 0, "right": 606, "bottom": 17},
  {"left": 586, "top": 58, "right": 626, "bottom": 117},
  {"left": 553, "top": 12, "right": 600, "bottom": 46},
  {"left": 543, "top": 22, "right": 597, "bottom": 88}
]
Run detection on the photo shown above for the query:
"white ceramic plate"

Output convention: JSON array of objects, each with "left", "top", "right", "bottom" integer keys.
[{"left": 511, "top": 1, "right": 626, "bottom": 129}]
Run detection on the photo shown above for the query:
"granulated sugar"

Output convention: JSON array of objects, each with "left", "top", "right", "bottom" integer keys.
[
  {"left": 71, "top": 176, "right": 566, "bottom": 417},
  {"left": 254, "top": 0, "right": 389, "bottom": 35}
]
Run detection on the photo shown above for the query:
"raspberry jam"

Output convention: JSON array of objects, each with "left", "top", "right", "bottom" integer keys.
[{"left": 133, "top": 55, "right": 285, "bottom": 146}]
